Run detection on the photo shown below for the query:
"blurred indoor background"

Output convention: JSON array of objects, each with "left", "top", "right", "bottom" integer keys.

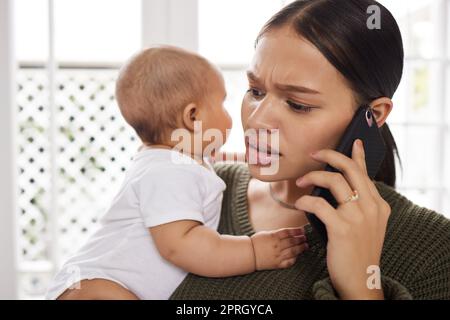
[{"left": 0, "top": 0, "right": 449, "bottom": 299}]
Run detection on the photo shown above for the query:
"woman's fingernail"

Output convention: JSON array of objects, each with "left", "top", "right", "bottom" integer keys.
[
  {"left": 310, "top": 151, "right": 318, "bottom": 157},
  {"left": 357, "top": 139, "right": 363, "bottom": 148},
  {"left": 296, "top": 177, "right": 303, "bottom": 185}
]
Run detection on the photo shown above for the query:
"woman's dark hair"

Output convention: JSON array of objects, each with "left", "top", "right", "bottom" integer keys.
[{"left": 257, "top": 0, "right": 403, "bottom": 188}]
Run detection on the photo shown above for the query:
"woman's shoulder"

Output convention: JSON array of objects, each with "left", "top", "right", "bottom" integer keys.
[
  {"left": 213, "top": 162, "right": 250, "bottom": 185},
  {"left": 374, "top": 180, "right": 450, "bottom": 295}
]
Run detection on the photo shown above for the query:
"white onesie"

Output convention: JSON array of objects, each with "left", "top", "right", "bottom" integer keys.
[{"left": 45, "top": 147, "right": 226, "bottom": 299}]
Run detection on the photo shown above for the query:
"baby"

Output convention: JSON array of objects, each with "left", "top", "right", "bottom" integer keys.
[{"left": 45, "top": 46, "right": 308, "bottom": 300}]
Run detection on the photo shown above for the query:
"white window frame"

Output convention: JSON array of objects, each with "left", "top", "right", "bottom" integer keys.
[{"left": 0, "top": 0, "right": 18, "bottom": 299}]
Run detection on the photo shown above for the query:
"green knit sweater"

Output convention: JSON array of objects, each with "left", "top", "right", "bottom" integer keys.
[{"left": 170, "top": 163, "right": 450, "bottom": 300}]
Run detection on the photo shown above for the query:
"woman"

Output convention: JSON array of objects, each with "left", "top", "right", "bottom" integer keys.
[{"left": 170, "top": 0, "right": 450, "bottom": 299}]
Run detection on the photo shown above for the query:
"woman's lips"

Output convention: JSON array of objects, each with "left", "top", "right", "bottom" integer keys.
[{"left": 245, "top": 142, "right": 282, "bottom": 166}]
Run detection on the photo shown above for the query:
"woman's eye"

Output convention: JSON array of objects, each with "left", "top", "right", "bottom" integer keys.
[
  {"left": 287, "top": 101, "right": 314, "bottom": 113},
  {"left": 246, "top": 88, "right": 265, "bottom": 99}
]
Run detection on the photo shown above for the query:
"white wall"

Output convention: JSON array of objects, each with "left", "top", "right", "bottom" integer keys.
[{"left": 0, "top": 0, "right": 18, "bottom": 299}]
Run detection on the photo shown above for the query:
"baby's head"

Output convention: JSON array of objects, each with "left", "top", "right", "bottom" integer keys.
[{"left": 115, "top": 46, "right": 232, "bottom": 155}]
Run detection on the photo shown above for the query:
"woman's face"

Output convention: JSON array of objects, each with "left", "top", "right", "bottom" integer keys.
[{"left": 242, "top": 26, "right": 358, "bottom": 181}]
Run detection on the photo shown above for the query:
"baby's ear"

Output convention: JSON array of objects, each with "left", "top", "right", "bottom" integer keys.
[{"left": 182, "top": 102, "right": 198, "bottom": 132}]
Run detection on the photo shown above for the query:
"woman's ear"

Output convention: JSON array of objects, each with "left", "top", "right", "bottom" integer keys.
[
  {"left": 182, "top": 102, "right": 198, "bottom": 132},
  {"left": 369, "top": 97, "right": 393, "bottom": 128}
]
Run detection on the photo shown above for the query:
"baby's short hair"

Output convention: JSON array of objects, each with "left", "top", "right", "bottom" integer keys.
[{"left": 115, "top": 46, "right": 217, "bottom": 144}]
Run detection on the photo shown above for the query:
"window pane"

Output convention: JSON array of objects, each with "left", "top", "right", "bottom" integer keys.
[
  {"left": 399, "top": 61, "right": 442, "bottom": 124},
  {"left": 397, "top": 188, "right": 441, "bottom": 213},
  {"left": 388, "top": 124, "right": 406, "bottom": 180},
  {"left": 380, "top": 0, "right": 440, "bottom": 59},
  {"left": 14, "top": 0, "right": 49, "bottom": 62},
  {"left": 54, "top": 0, "right": 141, "bottom": 63},
  {"left": 15, "top": 0, "right": 141, "bottom": 64},
  {"left": 198, "top": 0, "right": 285, "bottom": 65},
  {"left": 395, "top": 125, "right": 441, "bottom": 188}
]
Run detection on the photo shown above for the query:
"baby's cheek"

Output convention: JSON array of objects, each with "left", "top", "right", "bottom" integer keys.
[
  {"left": 219, "top": 111, "right": 232, "bottom": 137},
  {"left": 225, "top": 112, "right": 233, "bottom": 130}
]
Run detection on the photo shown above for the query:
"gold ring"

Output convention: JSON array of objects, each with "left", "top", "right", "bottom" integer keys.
[{"left": 342, "top": 189, "right": 359, "bottom": 204}]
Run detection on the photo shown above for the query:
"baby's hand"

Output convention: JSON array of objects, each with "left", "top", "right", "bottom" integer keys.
[{"left": 250, "top": 227, "right": 308, "bottom": 270}]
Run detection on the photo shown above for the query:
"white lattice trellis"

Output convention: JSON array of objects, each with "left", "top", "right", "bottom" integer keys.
[{"left": 17, "top": 67, "right": 140, "bottom": 298}]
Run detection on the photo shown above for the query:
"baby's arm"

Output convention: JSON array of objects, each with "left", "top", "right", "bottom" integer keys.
[{"left": 149, "top": 220, "right": 307, "bottom": 278}]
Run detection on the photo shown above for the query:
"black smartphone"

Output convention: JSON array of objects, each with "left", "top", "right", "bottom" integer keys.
[{"left": 305, "top": 105, "right": 386, "bottom": 244}]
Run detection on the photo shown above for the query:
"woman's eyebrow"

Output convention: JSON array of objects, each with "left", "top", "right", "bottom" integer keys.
[
  {"left": 246, "top": 70, "right": 320, "bottom": 94},
  {"left": 246, "top": 70, "right": 261, "bottom": 84},
  {"left": 275, "top": 83, "right": 321, "bottom": 95}
]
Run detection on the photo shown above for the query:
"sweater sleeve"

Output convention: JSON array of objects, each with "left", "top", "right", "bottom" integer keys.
[
  {"left": 408, "top": 260, "right": 450, "bottom": 299},
  {"left": 408, "top": 233, "right": 450, "bottom": 299},
  {"left": 312, "top": 276, "right": 413, "bottom": 300}
]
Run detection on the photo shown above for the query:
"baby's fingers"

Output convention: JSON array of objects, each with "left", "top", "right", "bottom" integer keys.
[
  {"left": 279, "top": 257, "right": 297, "bottom": 269},
  {"left": 274, "top": 227, "right": 305, "bottom": 240},
  {"left": 279, "top": 235, "right": 307, "bottom": 250},
  {"left": 281, "top": 243, "right": 309, "bottom": 260}
]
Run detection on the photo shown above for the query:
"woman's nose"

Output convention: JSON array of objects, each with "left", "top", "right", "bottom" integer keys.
[{"left": 247, "top": 96, "right": 278, "bottom": 130}]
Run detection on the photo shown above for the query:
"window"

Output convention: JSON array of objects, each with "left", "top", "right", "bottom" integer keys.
[{"left": 10, "top": 0, "right": 450, "bottom": 299}]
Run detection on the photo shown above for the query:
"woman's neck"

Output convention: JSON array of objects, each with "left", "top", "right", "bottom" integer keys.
[{"left": 270, "top": 178, "right": 315, "bottom": 206}]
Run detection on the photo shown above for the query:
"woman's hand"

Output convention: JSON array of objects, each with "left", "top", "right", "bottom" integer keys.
[{"left": 294, "top": 139, "right": 391, "bottom": 300}]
